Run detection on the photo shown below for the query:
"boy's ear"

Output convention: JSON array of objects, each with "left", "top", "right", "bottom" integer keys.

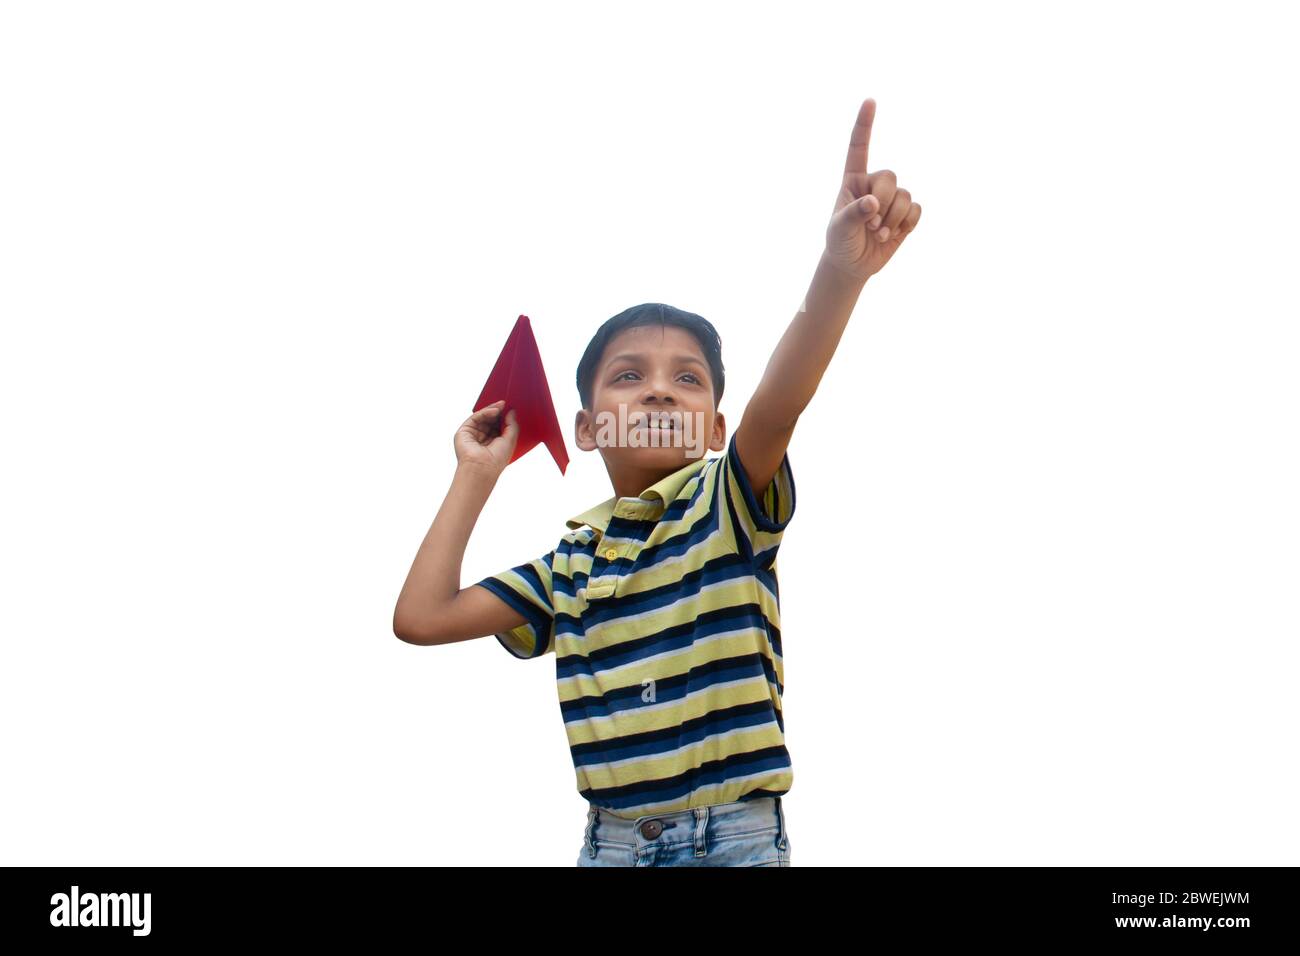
[
  {"left": 574, "top": 408, "right": 598, "bottom": 452},
  {"left": 708, "top": 410, "right": 726, "bottom": 453}
]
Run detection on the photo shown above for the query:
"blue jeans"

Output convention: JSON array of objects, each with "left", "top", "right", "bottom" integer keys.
[{"left": 577, "top": 795, "right": 792, "bottom": 867}]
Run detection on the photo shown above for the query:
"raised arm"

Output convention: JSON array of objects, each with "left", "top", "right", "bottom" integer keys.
[
  {"left": 393, "top": 401, "right": 527, "bottom": 646},
  {"left": 735, "top": 97, "right": 922, "bottom": 492}
]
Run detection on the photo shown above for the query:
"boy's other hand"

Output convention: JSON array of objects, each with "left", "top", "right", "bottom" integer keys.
[
  {"left": 454, "top": 400, "right": 519, "bottom": 476},
  {"left": 824, "top": 98, "right": 922, "bottom": 282}
]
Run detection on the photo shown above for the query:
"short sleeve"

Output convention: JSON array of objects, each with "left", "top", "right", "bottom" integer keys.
[
  {"left": 472, "top": 551, "right": 556, "bottom": 659},
  {"left": 717, "top": 431, "right": 796, "bottom": 567}
]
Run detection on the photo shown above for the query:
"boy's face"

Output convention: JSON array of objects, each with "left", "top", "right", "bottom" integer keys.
[{"left": 575, "top": 323, "right": 726, "bottom": 481}]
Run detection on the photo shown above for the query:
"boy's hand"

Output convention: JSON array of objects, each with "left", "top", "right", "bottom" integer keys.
[
  {"left": 824, "top": 98, "right": 922, "bottom": 282},
  {"left": 454, "top": 400, "right": 519, "bottom": 476}
]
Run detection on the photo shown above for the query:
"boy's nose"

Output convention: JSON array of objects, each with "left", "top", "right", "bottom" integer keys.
[{"left": 639, "top": 386, "right": 677, "bottom": 404}]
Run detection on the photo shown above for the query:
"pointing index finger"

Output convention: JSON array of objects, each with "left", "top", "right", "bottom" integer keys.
[{"left": 843, "top": 97, "right": 876, "bottom": 178}]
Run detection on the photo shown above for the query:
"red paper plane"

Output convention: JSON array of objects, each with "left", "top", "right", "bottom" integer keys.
[{"left": 473, "top": 315, "right": 569, "bottom": 474}]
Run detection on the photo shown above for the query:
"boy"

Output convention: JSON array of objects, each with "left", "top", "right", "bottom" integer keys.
[{"left": 393, "top": 98, "right": 920, "bottom": 866}]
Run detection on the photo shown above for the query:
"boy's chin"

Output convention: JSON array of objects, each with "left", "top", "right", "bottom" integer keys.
[
  {"left": 590, "top": 437, "right": 712, "bottom": 463},
  {"left": 604, "top": 443, "right": 707, "bottom": 467}
]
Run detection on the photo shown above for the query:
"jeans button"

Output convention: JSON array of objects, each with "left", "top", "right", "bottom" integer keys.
[{"left": 639, "top": 819, "right": 663, "bottom": 839}]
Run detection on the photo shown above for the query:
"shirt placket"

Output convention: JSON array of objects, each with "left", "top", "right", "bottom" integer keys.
[{"left": 585, "top": 498, "right": 657, "bottom": 601}]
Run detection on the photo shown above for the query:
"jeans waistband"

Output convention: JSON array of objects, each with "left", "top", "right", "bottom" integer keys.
[{"left": 582, "top": 795, "right": 787, "bottom": 859}]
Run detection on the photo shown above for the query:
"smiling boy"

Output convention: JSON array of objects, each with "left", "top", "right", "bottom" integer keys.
[{"left": 393, "top": 98, "right": 920, "bottom": 866}]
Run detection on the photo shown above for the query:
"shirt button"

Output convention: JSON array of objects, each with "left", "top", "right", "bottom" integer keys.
[
  {"left": 604, "top": 548, "right": 618, "bottom": 561},
  {"left": 639, "top": 819, "right": 663, "bottom": 839}
]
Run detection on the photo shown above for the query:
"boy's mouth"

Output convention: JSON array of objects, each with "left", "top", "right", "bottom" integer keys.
[{"left": 628, "top": 411, "right": 682, "bottom": 433}]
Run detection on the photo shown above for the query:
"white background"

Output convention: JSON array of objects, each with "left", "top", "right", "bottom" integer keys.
[{"left": 2, "top": 0, "right": 1296, "bottom": 866}]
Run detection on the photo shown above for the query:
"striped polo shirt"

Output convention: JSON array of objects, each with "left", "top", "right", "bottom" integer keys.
[{"left": 474, "top": 431, "right": 796, "bottom": 820}]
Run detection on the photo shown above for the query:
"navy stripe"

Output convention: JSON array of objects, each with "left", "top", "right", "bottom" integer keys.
[
  {"left": 568, "top": 698, "right": 782, "bottom": 766},
  {"left": 473, "top": 579, "right": 550, "bottom": 632},
  {"left": 592, "top": 553, "right": 753, "bottom": 619},
  {"left": 570, "top": 552, "right": 754, "bottom": 629},
  {"left": 514, "top": 555, "right": 553, "bottom": 611},
  {"left": 559, "top": 652, "right": 778, "bottom": 724},
  {"left": 556, "top": 603, "right": 774, "bottom": 680},
  {"left": 554, "top": 567, "right": 781, "bottom": 656},
  {"left": 726, "top": 432, "right": 796, "bottom": 534},
  {"left": 579, "top": 744, "right": 793, "bottom": 811},
  {"left": 723, "top": 469, "right": 756, "bottom": 564},
  {"left": 602, "top": 515, "right": 657, "bottom": 545},
  {"left": 629, "top": 504, "right": 724, "bottom": 572}
]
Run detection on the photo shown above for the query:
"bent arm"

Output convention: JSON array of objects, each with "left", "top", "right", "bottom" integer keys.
[{"left": 393, "top": 463, "right": 528, "bottom": 645}]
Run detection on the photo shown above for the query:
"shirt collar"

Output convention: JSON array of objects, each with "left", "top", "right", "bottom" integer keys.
[{"left": 565, "top": 457, "right": 711, "bottom": 534}]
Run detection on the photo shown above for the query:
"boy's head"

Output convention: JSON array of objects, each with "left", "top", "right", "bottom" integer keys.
[{"left": 574, "top": 303, "right": 727, "bottom": 485}]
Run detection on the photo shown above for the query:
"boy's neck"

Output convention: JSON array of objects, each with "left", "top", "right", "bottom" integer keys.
[{"left": 605, "top": 458, "right": 695, "bottom": 501}]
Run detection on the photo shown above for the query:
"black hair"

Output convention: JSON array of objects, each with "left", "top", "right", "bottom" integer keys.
[{"left": 575, "top": 303, "right": 725, "bottom": 410}]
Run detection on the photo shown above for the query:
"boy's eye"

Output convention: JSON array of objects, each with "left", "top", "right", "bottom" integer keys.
[{"left": 611, "top": 369, "right": 701, "bottom": 384}]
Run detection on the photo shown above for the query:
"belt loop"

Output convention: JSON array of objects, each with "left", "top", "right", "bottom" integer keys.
[
  {"left": 774, "top": 796, "right": 787, "bottom": 851},
  {"left": 693, "top": 806, "right": 709, "bottom": 857},
  {"left": 584, "top": 805, "right": 599, "bottom": 858}
]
